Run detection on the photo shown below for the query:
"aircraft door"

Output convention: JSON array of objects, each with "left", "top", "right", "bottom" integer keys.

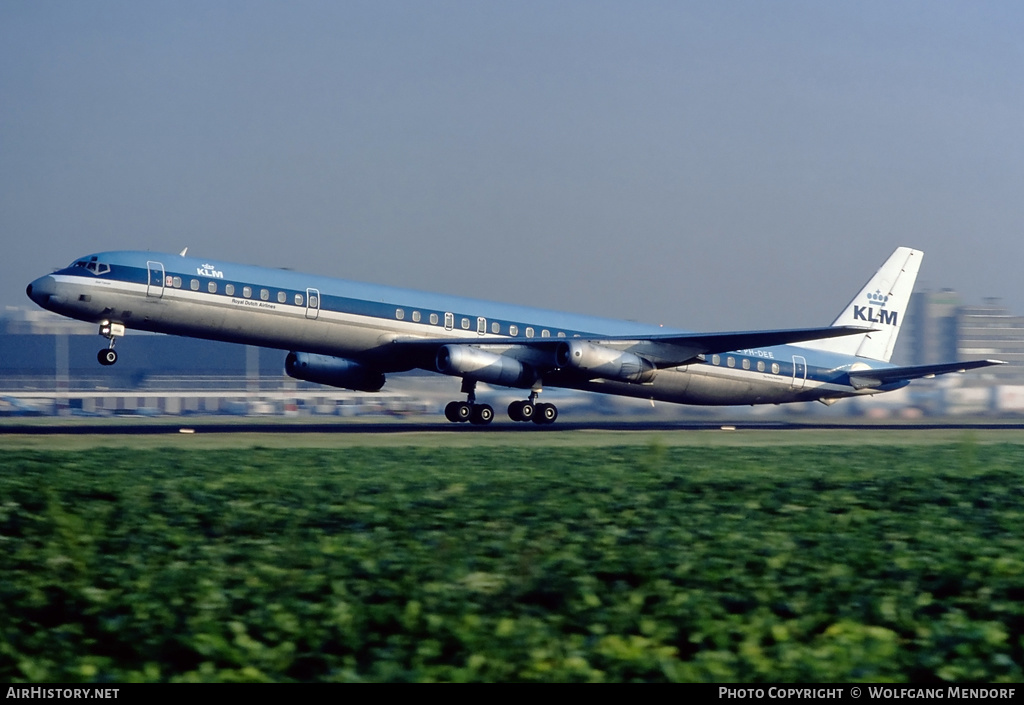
[
  {"left": 305, "top": 288, "right": 320, "bottom": 320},
  {"left": 147, "top": 261, "right": 165, "bottom": 298},
  {"left": 792, "top": 355, "right": 807, "bottom": 389}
]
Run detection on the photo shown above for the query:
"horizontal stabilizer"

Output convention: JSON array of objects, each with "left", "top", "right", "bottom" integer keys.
[{"left": 848, "top": 359, "right": 1005, "bottom": 390}]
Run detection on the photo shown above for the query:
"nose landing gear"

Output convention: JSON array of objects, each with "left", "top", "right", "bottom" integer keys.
[
  {"left": 98, "top": 348, "right": 118, "bottom": 366},
  {"left": 97, "top": 320, "right": 125, "bottom": 366}
]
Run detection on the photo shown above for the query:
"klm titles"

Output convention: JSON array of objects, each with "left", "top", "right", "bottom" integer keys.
[
  {"left": 854, "top": 305, "right": 898, "bottom": 326},
  {"left": 196, "top": 264, "right": 224, "bottom": 278},
  {"left": 855, "top": 290, "right": 898, "bottom": 326}
]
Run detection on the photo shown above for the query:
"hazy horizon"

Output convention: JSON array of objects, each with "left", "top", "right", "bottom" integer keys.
[{"left": 4, "top": 1, "right": 1022, "bottom": 333}]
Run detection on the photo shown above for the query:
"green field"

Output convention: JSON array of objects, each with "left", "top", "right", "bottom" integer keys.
[{"left": 2, "top": 436, "right": 1023, "bottom": 682}]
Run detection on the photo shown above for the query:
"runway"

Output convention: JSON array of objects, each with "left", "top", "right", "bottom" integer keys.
[{"left": 3, "top": 420, "right": 1024, "bottom": 435}]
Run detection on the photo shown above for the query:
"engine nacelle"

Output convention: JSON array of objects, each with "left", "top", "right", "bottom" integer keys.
[
  {"left": 285, "top": 352, "right": 385, "bottom": 392},
  {"left": 555, "top": 340, "right": 656, "bottom": 383},
  {"left": 436, "top": 345, "right": 537, "bottom": 388}
]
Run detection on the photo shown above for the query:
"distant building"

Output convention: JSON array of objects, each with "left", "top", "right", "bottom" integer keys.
[
  {"left": 907, "top": 291, "right": 1024, "bottom": 383},
  {"left": 1, "top": 306, "right": 94, "bottom": 335},
  {"left": 957, "top": 300, "right": 1024, "bottom": 380},
  {"left": 1, "top": 306, "right": 284, "bottom": 391}
]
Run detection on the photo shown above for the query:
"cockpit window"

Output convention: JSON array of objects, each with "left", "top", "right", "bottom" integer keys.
[{"left": 79, "top": 260, "right": 110, "bottom": 275}]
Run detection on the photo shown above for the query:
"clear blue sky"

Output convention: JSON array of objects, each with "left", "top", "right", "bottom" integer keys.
[{"left": 3, "top": 1, "right": 1022, "bottom": 331}]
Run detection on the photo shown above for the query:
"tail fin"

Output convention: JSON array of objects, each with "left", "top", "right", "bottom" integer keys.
[{"left": 801, "top": 247, "right": 922, "bottom": 362}]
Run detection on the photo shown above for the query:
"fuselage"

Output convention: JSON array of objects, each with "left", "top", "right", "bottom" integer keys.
[{"left": 26, "top": 250, "right": 905, "bottom": 407}]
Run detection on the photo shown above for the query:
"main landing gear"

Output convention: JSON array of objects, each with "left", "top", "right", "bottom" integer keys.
[
  {"left": 97, "top": 320, "right": 125, "bottom": 366},
  {"left": 444, "top": 379, "right": 495, "bottom": 425},
  {"left": 508, "top": 390, "right": 557, "bottom": 425},
  {"left": 443, "top": 381, "right": 558, "bottom": 426}
]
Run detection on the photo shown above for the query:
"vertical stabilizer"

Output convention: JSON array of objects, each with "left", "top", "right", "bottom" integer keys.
[{"left": 801, "top": 247, "right": 922, "bottom": 362}]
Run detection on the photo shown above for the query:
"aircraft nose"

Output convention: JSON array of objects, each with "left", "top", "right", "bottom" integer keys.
[{"left": 26, "top": 275, "right": 57, "bottom": 307}]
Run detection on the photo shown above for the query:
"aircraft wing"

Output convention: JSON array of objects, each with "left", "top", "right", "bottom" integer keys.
[
  {"left": 587, "top": 325, "right": 874, "bottom": 368},
  {"left": 847, "top": 359, "right": 1006, "bottom": 390},
  {"left": 388, "top": 325, "right": 873, "bottom": 371}
]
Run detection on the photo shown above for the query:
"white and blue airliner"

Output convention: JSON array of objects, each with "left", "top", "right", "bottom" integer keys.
[{"left": 26, "top": 247, "right": 1000, "bottom": 425}]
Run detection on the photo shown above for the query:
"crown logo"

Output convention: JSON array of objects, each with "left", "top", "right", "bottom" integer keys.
[{"left": 866, "top": 290, "right": 889, "bottom": 308}]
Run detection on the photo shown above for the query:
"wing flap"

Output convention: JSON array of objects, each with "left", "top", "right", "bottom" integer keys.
[{"left": 848, "top": 359, "right": 1005, "bottom": 389}]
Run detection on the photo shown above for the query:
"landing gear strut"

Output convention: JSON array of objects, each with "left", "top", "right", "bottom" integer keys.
[
  {"left": 507, "top": 390, "right": 558, "bottom": 425},
  {"left": 97, "top": 320, "right": 124, "bottom": 366},
  {"left": 444, "top": 379, "right": 494, "bottom": 426},
  {"left": 443, "top": 381, "right": 559, "bottom": 426}
]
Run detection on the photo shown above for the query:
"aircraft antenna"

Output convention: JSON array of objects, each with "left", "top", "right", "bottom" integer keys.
[{"left": 179, "top": 247, "right": 188, "bottom": 257}]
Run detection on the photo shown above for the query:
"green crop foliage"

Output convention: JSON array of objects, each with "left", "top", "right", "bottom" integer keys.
[{"left": 1, "top": 443, "right": 1023, "bottom": 682}]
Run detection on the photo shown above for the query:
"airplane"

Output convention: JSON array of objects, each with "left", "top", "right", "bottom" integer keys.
[
  {"left": 26, "top": 246, "right": 1002, "bottom": 425},
  {"left": 0, "top": 396, "right": 47, "bottom": 417}
]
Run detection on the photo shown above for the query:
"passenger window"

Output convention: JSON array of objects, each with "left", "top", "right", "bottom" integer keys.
[
  {"left": 742, "top": 359, "right": 750, "bottom": 370},
  {"left": 712, "top": 355, "right": 721, "bottom": 365},
  {"left": 444, "top": 313, "right": 454, "bottom": 331},
  {"left": 509, "top": 325, "right": 518, "bottom": 336},
  {"left": 525, "top": 327, "right": 534, "bottom": 338},
  {"left": 172, "top": 277, "right": 182, "bottom": 288},
  {"left": 541, "top": 329, "right": 550, "bottom": 338},
  {"left": 557, "top": 331, "right": 566, "bottom": 338},
  {"left": 727, "top": 357, "right": 735, "bottom": 368},
  {"left": 413, "top": 311, "right": 421, "bottom": 323},
  {"left": 277, "top": 292, "right": 287, "bottom": 304},
  {"left": 491, "top": 321, "right": 500, "bottom": 334},
  {"left": 461, "top": 318, "right": 470, "bottom": 330},
  {"left": 396, "top": 309, "right": 405, "bottom": 320},
  {"left": 190, "top": 279, "right": 199, "bottom": 291},
  {"left": 308, "top": 295, "right": 318, "bottom": 307},
  {"left": 260, "top": 289, "right": 269, "bottom": 301},
  {"left": 430, "top": 313, "right": 439, "bottom": 325},
  {"left": 772, "top": 363, "right": 780, "bottom": 375},
  {"left": 225, "top": 284, "right": 235, "bottom": 296},
  {"left": 243, "top": 286, "right": 252, "bottom": 298},
  {"left": 294, "top": 293, "right": 303, "bottom": 306},
  {"left": 208, "top": 282, "right": 217, "bottom": 293},
  {"left": 757, "top": 361, "right": 766, "bottom": 372}
]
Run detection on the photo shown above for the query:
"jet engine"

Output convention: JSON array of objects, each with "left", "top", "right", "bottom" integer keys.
[
  {"left": 555, "top": 340, "right": 656, "bottom": 383},
  {"left": 435, "top": 345, "right": 537, "bottom": 388},
  {"left": 285, "top": 352, "right": 386, "bottom": 392}
]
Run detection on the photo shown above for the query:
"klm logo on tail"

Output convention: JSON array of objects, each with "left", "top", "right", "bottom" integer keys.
[{"left": 853, "top": 290, "right": 898, "bottom": 326}]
